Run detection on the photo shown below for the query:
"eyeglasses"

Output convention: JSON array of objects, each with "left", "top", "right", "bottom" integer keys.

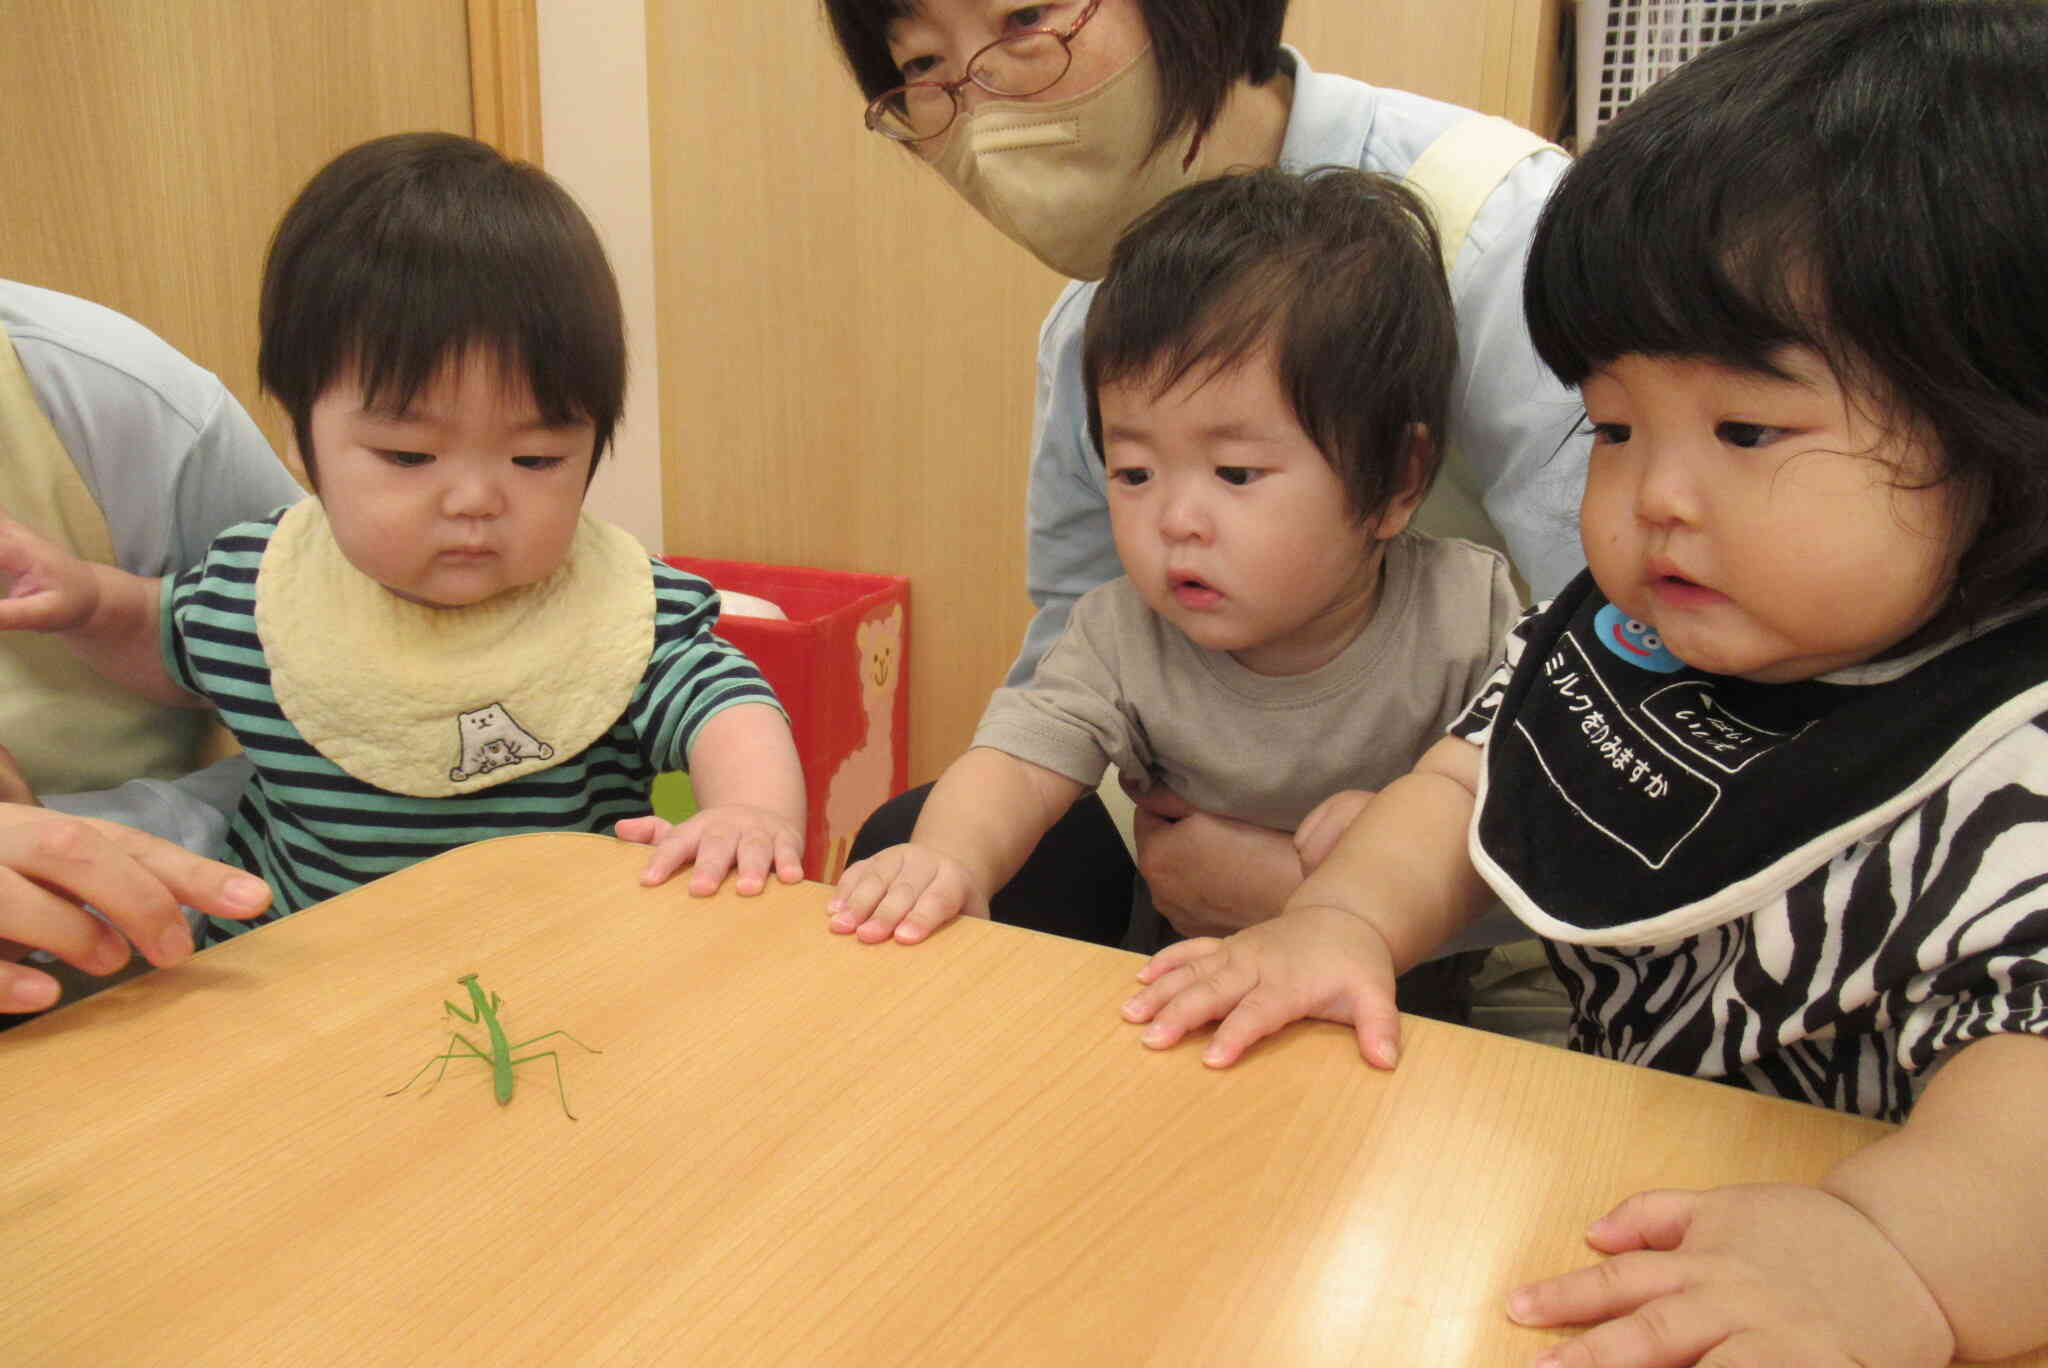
[{"left": 864, "top": 0, "right": 1103, "bottom": 144}]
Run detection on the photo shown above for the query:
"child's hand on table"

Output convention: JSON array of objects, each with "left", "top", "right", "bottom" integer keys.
[
  {"left": 1120, "top": 902, "right": 1405, "bottom": 1068},
  {"left": 1507, "top": 1182, "right": 1953, "bottom": 1368},
  {"left": 827, "top": 842, "right": 985, "bottom": 944},
  {"left": 615, "top": 806, "right": 804, "bottom": 896}
]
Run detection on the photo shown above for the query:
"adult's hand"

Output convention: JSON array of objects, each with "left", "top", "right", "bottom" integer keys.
[
  {"left": 0, "top": 741, "right": 36, "bottom": 807},
  {"left": 1127, "top": 780, "right": 1302, "bottom": 940},
  {"left": 0, "top": 804, "right": 271, "bottom": 1013},
  {"left": 0, "top": 510, "right": 102, "bottom": 634}
]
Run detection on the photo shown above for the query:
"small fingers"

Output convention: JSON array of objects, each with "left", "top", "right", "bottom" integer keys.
[
  {"left": 1198, "top": 986, "right": 1309, "bottom": 1067},
  {"left": 687, "top": 825, "right": 740, "bottom": 895},
  {"left": 634, "top": 821, "right": 697, "bottom": 887},
  {"left": 615, "top": 815, "right": 673, "bottom": 848},
  {"left": 724, "top": 827, "right": 779, "bottom": 896},
  {"left": 828, "top": 863, "right": 920, "bottom": 942},
  {"left": 1517, "top": 1280, "right": 1740, "bottom": 1368},
  {"left": 722, "top": 823, "right": 803, "bottom": 894},
  {"left": 888, "top": 879, "right": 976, "bottom": 944},
  {"left": 826, "top": 848, "right": 964, "bottom": 943},
  {"left": 827, "top": 854, "right": 896, "bottom": 931},
  {"left": 772, "top": 831, "right": 805, "bottom": 885},
  {"left": 1348, "top": 982, "right": 1404, "bottom": 1070},
  {"left": 1132, "top": 936, "right": 1227, "bottom": 986},
  {"left": 1121, "top": 946, "right": 1221, "bottom": 1021},
  {"left": 1509, "top": 1248, "right": 1700, "bottom": 1333},
  {"left": 1121, "top": 950, "right": 1257, "bottom": 1054},
  {"left": 848, "top": 878, "right": 917, "bottom": 943},
  {"left": 855, "top": 866, "right": 962, "bottom": 943},
  {"left": 1583, "top": 1190, "right": 1705, "bottom": 1256}
]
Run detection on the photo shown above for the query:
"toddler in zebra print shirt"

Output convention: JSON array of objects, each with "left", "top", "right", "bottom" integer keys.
[{"left": 1122, "top": 2, "right": 2048, "bottom": 1363}]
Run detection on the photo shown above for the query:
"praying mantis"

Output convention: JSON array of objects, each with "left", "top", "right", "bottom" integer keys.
[{"left": 387, "top": 974, "right": 601, "bottom": 1120}]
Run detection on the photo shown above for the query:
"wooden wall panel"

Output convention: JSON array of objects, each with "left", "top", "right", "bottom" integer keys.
[
  {"left": 649, "top": 1, "right": 1060, "bottom": 785},
  {"left": 470, "top": 0, "right": 546, "bottom": 166},
  {"left": 0, "top": 0, "right": 474, "bottom": 461},
  {"left": 1285, "top": 0, "right": 1566, "bottom": 137},
  {"left": 648, "top": 0, "right": 1566, "bottom": 784}
]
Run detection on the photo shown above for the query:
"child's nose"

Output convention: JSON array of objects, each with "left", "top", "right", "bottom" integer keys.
[
  {"left": 1633, "top": 443, "right": 1699, "bottom": 527},
  {"left": 1158, "top": 490, "right": 1210, "bottom": 541},
  {"left": 442, "top": 473, "right": 505, "bottom": 518}
]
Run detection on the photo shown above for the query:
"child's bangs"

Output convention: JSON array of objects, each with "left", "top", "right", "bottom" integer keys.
[
  {"left": 1094, "top": 261, "right": 1288, "bottom": 408},
  {"left": 1526, "top": 143, "right": 1830, "bottom": 388},
  {"left": 343, "top": 278, "right": 612, "bottom": 436}
]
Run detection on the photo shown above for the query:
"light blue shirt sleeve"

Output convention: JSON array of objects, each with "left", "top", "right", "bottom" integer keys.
[
  {"left": 0, "top": 279, "right": 306, "bottom": 850},
  {"left": 42, "top": 756, "right": 251, "bottom": 862}
]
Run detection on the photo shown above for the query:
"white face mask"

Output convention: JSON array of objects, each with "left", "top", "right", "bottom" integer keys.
[{"left": 927, "top": 46, "right": 1206, "bottom": 281}]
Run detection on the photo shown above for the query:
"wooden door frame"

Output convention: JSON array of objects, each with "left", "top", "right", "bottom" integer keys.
[{"left": 467, "top": 0, "right": 543, "bottom": 162}]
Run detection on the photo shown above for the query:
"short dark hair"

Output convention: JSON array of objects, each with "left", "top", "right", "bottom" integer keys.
[
  {"left": 1524, "top": 0, "right": 2048, "bottom": 640},
  {"left": 821, "top": 0, "right": 1288, "bottom": 157},
  {"left": 259, "top": 132, "right": 625, "bottom": 483},
  {"left": 1083, "top": 166, "right": 1455, "bottom": 525}
]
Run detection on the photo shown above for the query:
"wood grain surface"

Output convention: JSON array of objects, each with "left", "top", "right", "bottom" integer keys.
[{"left": 4, "top": 833, "right": 2037, "bottom": 1366}]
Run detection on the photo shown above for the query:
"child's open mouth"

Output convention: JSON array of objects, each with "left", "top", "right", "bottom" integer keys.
[
  {"left": 1651, "top": 572, "right": 1723, "bottom": 609},
  {"left": 1171, "top": 575, "right": 1222, "bottom": 610}
]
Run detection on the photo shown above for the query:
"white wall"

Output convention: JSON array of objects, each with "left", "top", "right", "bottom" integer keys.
[{"left": 537, "top": 0, "right": 664, "bottom": 553}]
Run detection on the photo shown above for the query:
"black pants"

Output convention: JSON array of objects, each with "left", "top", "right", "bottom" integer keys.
[{"left": 849, "top": 782, "right": 1481, "bottom": 1025}]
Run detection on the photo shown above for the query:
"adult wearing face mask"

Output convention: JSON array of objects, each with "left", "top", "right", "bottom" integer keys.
[{"left": 828, "top": 1, "right": 1587, "bottom": 990}]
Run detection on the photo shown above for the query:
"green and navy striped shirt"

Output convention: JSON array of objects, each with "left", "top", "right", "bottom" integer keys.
[{"left": 164, "top": 513, "right": 781, "bottom": 935}]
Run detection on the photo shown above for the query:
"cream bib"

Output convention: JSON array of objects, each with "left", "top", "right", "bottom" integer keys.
[{"left": 257, "top": 501, "right": 654, "bottom": 797}]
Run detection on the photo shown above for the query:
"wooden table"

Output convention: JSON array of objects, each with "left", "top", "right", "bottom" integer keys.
[{"left": 5, "top": 832, "right": 2040, "bottom": 1366}]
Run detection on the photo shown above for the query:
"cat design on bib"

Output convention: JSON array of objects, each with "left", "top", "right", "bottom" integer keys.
[{"left": 449, "top": 702, "right": 555, "bottom": 782}]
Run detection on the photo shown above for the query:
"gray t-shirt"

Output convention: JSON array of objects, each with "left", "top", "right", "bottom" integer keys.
[{"left": 976, "top": 533, "right": 1518, "bottom": 947}]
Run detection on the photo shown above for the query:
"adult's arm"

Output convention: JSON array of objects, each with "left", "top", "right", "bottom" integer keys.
[
  {"left": 1438, "top": 154, "right": 1589, "bottom": 602},
  {"left": 4, "top": 279, "right": 305, "bottom": 578},
  {"left": 3, "top": 280, "right": 305, "bottom": 846},
  {"left": 1008, "top": 281, "right": 1123, "bottom": 685}
]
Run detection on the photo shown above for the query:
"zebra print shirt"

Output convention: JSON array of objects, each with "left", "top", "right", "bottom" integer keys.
[
  {"left": 164, "top": 516, "right": 781, "bottom": 931},
  {"left": 1454, "top": 604, "right": 2048, "bottom": 1122}
]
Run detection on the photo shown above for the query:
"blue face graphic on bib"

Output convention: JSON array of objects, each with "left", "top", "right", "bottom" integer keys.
[{"left": 1594, "top": 603, "right": 1686, "bottom": 673}]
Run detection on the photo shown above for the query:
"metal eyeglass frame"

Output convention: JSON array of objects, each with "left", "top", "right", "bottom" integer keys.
[{"left": 863, "top": 0, "right": 1104, "bottom": 144}]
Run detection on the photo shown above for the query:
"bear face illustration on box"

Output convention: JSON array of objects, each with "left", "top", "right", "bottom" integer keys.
[{"left": 450, "top": 702, "right": 555, "bottom": 783}]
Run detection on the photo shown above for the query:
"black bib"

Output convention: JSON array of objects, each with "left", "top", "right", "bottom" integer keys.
[{"left": 1474, "top": 574, "right": 2048, "bottom": 944}]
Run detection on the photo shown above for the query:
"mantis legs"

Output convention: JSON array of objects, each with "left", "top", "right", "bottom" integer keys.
[{"left": 387, "top": 976, "right": 601, "bottom": 1119}]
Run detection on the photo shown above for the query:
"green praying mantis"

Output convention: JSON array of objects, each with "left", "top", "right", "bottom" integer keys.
[{"left": 387, "top": 974, "right": 602, "bottom": 1120}]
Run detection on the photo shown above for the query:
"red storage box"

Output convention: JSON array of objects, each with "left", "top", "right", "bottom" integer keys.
[{"left": 663, "top": 556, "right": 909, "bottom": 882}]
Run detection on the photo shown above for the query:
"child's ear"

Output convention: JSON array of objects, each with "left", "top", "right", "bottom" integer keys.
[{"left": 1369, "top": 424, "right": 1434, "bottom": 541}]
